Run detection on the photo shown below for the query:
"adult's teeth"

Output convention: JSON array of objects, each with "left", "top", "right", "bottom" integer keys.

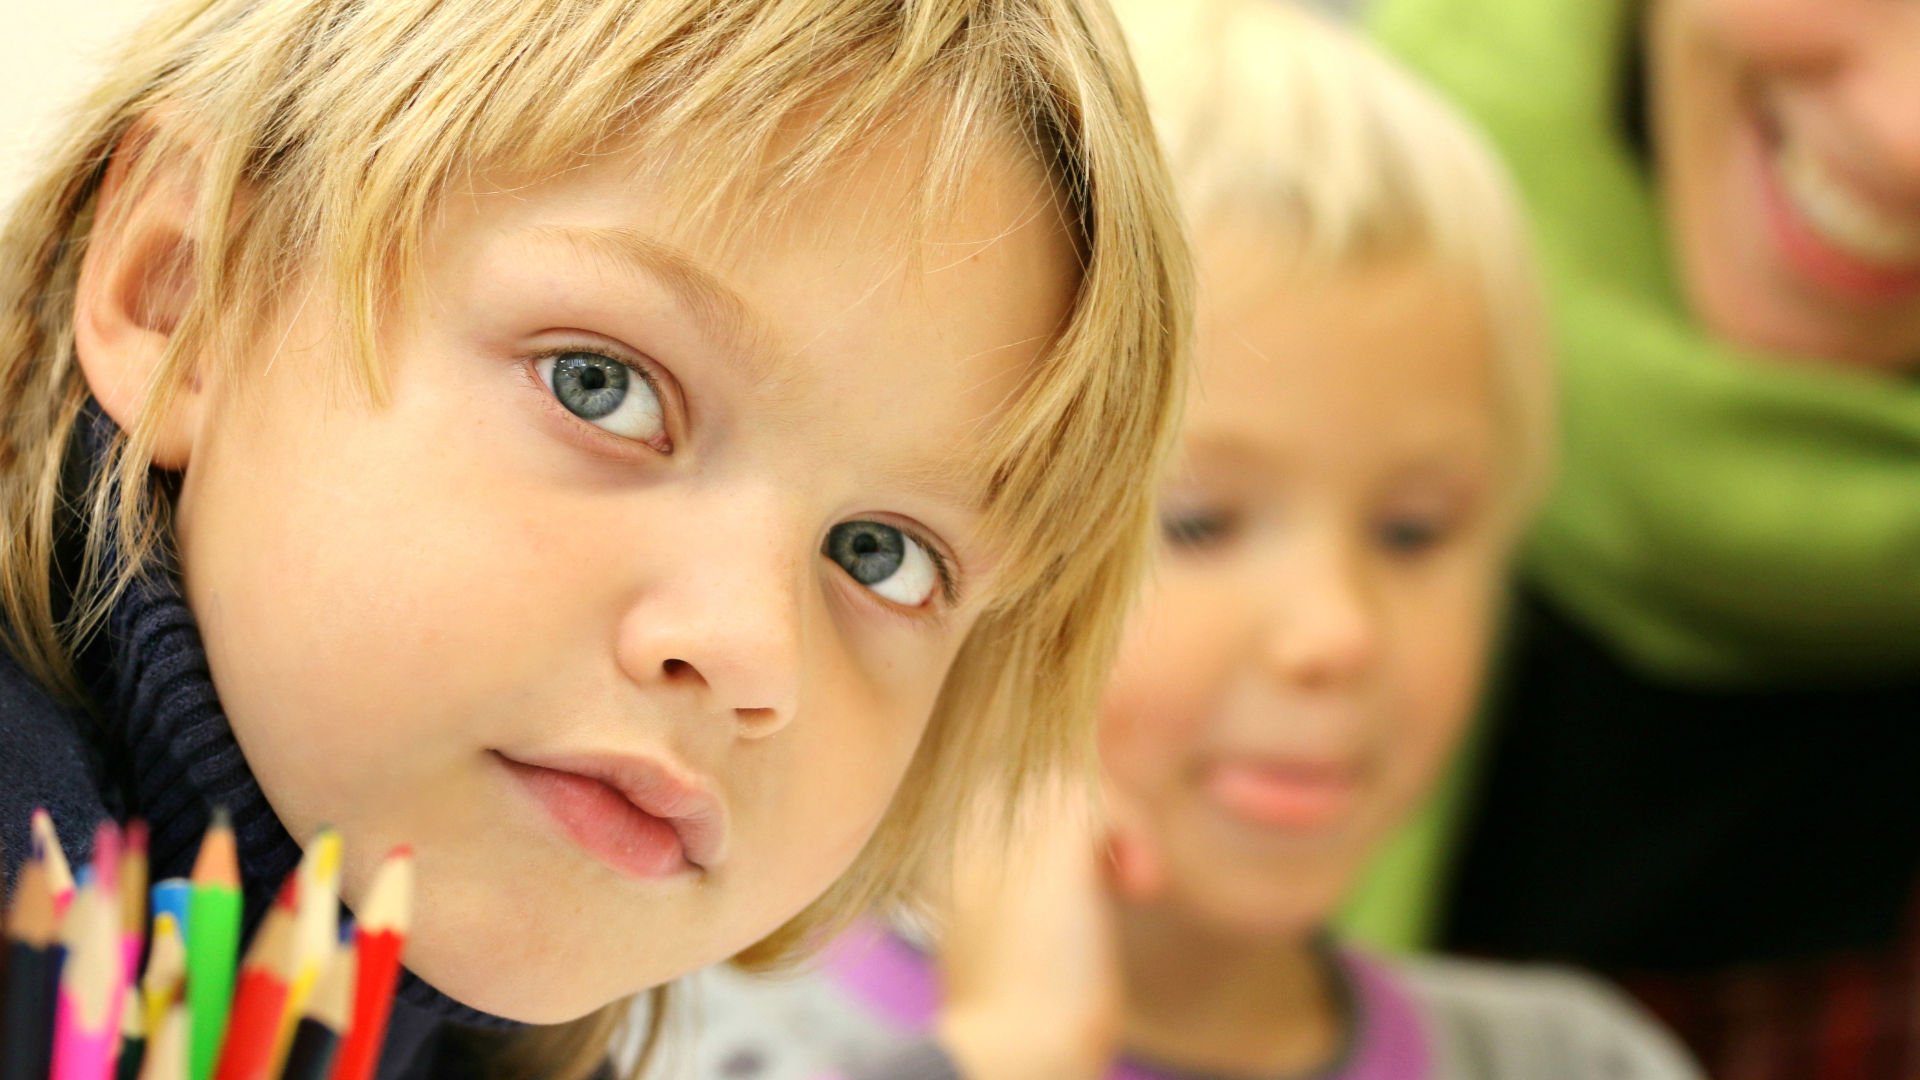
[{"left": 1777, "top": 135, "right": 1920, "bottom": 264}]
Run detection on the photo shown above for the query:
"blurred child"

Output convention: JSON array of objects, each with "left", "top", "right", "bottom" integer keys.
[
  {"left": 684, "top": 2, "right": 1702, "bottom": 1078},
  {"left": 0, "top": 0, "right": 1191, "bottom": 1076}
]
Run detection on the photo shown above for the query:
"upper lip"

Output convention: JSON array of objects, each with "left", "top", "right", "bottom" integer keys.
[
  {"left": 1764, "top": 94, "right": 1920, "bottom": 225},
  {"left": 498, "top": 749, "right": 729, "bottom": 869}
]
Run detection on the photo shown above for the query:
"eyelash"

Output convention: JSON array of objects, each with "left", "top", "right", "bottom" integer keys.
[{"left": 907, "top": 526, "right": 961, "bottom": 609}]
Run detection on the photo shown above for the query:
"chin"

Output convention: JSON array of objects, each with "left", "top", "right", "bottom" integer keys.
[
  {"left": 397, "top": 905, "right": 668, "bottom": 1025},
  {"left": 1174, "top": 874, "right": 1346, "bottom": 941}
]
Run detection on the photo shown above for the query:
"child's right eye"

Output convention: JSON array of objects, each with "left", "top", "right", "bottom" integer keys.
[
  {"left": 536, "top": 350, "right": 668, "bottom": 449},
  {"left": 1161, "top": 509, "right": 1234, "bottom": 551}
]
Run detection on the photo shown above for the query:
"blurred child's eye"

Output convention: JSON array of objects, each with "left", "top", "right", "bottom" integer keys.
[
  {"left": 1161, "top": 508, "right": 1235, "bottom": 551},
  {"left": 824, "top": 521, "right": 942, "bottom": 607},
  {"left": 1376, "top": 515, "right": 1447, "bottom": 555},
  {"left": 536, "top": 350, "right": 665, "bottom": 446}
]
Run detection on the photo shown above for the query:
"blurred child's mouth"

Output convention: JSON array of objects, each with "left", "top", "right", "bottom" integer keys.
[
  {"left": 493, "top": 750, "right": 726, "bottom": 879},
  {"left": 1200, "top": 759, "right": 1360, "bottom": 833}
]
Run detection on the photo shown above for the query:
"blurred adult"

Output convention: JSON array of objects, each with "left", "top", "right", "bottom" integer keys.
[{"left": 1366, "top": 0, "right": 1920, "bottom": 1073}]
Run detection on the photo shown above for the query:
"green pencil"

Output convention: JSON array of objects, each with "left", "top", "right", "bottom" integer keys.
[{"left": 186, "top": 808, "right": 241, "bottom": 1080}]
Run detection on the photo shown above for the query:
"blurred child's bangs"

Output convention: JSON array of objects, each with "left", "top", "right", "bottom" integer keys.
[{"left": 1114, "top": 0, "right": 1554, "bottom": 512}]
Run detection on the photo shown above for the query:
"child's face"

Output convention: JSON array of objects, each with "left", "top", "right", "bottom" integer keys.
[
  {"left": 1099, "top": 245, "right": 1509, "bottom": 936},
  {"left": 168, "top": 132, "right": 1076, "bottom": 1020},
  {"left": 1650, "top": 0, "right": 1920, "bottom": 370}
]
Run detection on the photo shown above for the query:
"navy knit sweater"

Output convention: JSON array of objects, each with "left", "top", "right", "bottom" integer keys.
[{"left": 0, "top": 407, "right": 523, "bottom": 1079}]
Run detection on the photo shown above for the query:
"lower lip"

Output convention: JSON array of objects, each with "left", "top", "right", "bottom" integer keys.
[
  {"left": 501, "top": 757, "right": 693, "bottom": 880},
  {"left": 1750, "top": 116, "right": 1920, "bottom": 304},
  {"left": 1202, "top": 762, "right": 1359, "bottom": 832}
]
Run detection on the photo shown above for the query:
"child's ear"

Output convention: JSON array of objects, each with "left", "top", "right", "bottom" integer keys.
[{"left": 72, "top": 119, "right": 209, "bottom": 470}]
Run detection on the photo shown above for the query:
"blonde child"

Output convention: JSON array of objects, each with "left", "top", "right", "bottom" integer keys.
[
  {"left": 0, "top": 0, "right": 1191, "bottom": 1076},
  {"left": 684, "top": 2, "right": 1703, "bottom": 1078}
]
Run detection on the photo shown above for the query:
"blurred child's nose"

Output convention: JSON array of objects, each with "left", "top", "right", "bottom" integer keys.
[
  {"left": 1257, "top": 530, "right": 1381, "bottom": 691},
  {"left": 613, "top": 493, "right": 804, "bottom": 739},
  {"left": 1845, "top": 14, "right": 1920, "bottom": 190}
]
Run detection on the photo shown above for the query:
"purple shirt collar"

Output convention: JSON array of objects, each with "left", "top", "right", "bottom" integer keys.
[{"left": 822, "top": 923, "right": 1432, "bottom": 1080}]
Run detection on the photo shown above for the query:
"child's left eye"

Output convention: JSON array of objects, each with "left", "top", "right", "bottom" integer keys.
[
  {"left": 823, "top": 521, "right": 940, "bottom": 607},
  {"left": 1376, "top": 515, "right": 1446, "bottom": 555},
  {"left": 536, "top": 350, "right": 666, "bottom": 446}
]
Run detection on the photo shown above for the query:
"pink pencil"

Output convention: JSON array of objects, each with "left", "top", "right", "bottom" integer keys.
[{"left": 51, "top": 872, "right": 120, "bottom": 1080}]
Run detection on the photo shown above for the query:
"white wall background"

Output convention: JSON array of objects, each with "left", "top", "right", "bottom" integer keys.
[{"left": 1, "top": 1, "right": 155, "bottom": 213}]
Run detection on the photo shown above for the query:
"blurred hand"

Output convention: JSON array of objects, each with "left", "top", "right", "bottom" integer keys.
[{"left": 934, "top": 777, "right": 1122, "bottom": 1080}]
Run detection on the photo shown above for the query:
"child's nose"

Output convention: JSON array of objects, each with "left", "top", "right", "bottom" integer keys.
[
  {"left": 612, "top": 507, "right": 804, "bottom": 739},
  {"left": 1258, "top": 541, "right": 1381, "bottom": 691}
]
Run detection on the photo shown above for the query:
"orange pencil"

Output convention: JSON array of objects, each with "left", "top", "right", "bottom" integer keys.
[
  {"left": 30, "top": 809, "right": 75, "bottom": 919},
  {"left": 118, "top": 822, "right": 149, "bottom": 986},
  {"left": 326, "top": 849, "right": 412, "bottom": 1080},
  {"left": 210, "top": 897, "right": 297, "bottom": 1080}
]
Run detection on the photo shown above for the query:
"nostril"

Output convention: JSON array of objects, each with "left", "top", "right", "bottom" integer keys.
[{"left": 662, "top": 658, "right": 698, "bottom": 680}]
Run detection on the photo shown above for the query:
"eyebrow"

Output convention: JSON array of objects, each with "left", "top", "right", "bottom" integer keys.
[
  {"left": 536, "top": 226, "right": 994, "bottom": 518},
  {"left": 531, "top": 224, "right": 774, "bottom": 384}
]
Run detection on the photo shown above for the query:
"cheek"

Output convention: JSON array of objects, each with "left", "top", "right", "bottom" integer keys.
[
  {"left": 1379, "top": 571, "right": 1500, "bottom": 803},
  {"left": 1097, "top": 574, "right": 1238, "bottom": 796},
  {"left": 178, "top": 345, "right": 598, "bottom": 835}
]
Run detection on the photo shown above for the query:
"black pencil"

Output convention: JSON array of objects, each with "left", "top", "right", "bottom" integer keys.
[
  {"left": 115, "top": 980, "right": 147, "bottom": 1080},
  {"left": 2, "top": 857, "right": 60, "bottom": 1080},
  {"left": 276, "top": 941, "right": 354, "bottom": 1080}
]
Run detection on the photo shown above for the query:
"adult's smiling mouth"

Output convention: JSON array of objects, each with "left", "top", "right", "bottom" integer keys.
[{"left": 493, "top": 748, "right": 727, "bottom": 878}]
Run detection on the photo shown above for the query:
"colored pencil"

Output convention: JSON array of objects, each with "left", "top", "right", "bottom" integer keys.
[
  {"left": 51, "top": 877, "right": 119, "bottom": 1080},
  {"left": 325, "top": 849, "right": 412, "bottom": 1080},
  {"left": 149, "top": 881, "right": 190, "bottom": 943},
  {"left": 31, "top": 809, "right": 76, "bottom": 919},
  {"left": 141, "top": 914, "right": 185, "bottom": 1052},
  {"left": 210, "top": 899, "right": 295, "bottom": 1080},
  {"left": 2, "top": 856, "right": 59, "bottom": 1080},
  {"left": 187, "top": 809, "right": 242, "bottom": 1080},
  {"left": 270, "top": 830, "right": 341, "bottom": 1076},
  {"left": 119, "top": 822, "right": 149, "bottom": 986},
  {"left": 113, "top": 986, "right": 146, "bottom": 1080},
  {"left": 278, "top": 943, "right": 355, "bottom": 1080},
  {"left": 138, "top": 1005, "right": 187, "bottom": 1080}
]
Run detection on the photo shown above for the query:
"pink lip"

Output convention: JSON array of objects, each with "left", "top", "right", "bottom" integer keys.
[
  {"left": 1201, "top": 757, "right": 1362, "bottom": 833},
  {"left": 1750, "top": 107, "right": 1920, "bottom": 304},
  {"left": 496, "top": 750, "right": 727, "bottom": 878}
]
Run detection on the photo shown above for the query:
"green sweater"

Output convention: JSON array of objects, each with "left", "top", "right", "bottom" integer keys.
[
  {"left": 1343, "top": 0, "right": 1920, "bottom": 952},
  {"left": 1373, "top": 0, "right": 1920, "bottom": 686}
]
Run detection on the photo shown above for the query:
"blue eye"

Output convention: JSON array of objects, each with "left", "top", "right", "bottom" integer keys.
[
  {"left": 537, "top": 351, "right": 665, "bottom": 444},
  {"left": 824, "top": 521, "right": 939, "bottom": 606}
]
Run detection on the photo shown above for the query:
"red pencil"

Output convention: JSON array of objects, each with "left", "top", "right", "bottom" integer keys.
[
  {"left": 210, "top": 898, "right": 297, "bottom": 1080},
  {"left": 325, "top": 849, "right": 412, "bottom": 1080}
]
